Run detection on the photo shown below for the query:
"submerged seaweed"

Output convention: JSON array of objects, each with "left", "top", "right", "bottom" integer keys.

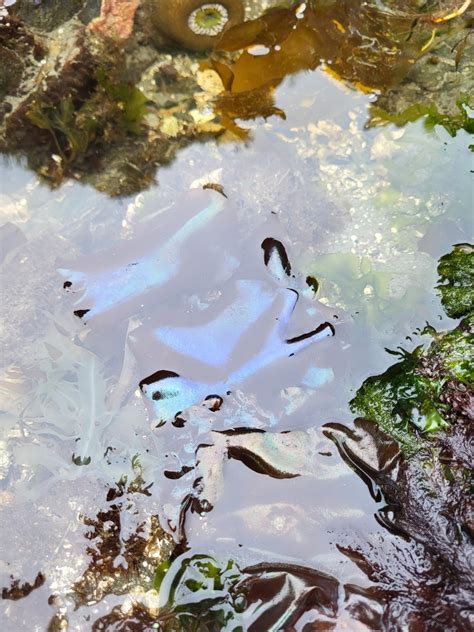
[
  {"left": 153, "top": 554, "right": 246, "bottom": 631},
  {"left": 93, "top": 552, "right": 345, "bottom": 630},
  {"left": 68, "top": 471, "right": 174, "bottom": 611},
  {"left": 25, "top": 71, "right": 149, "bottom": 176},
  {"left": 326, "top": 415, "right": 473, "bottom": 630},
  {"left": 1, "top": 572, "right": 45, "bottom": 601},
  {"left": 369, "top": 95, "right": 474, "bottom": 144},
  {"left": 436, "top": 243, "right": 474, "bottom": 318},
  {"left": 351, "top": 244, "right": 474, "bottom": 450},
  {"left": 4, "top": 315, "right": 151, "bottom": 499}
]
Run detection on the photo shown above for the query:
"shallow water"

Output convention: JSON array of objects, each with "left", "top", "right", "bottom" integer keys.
[{"left": 1, "top": 1, "right": 473, "bottom": 630}]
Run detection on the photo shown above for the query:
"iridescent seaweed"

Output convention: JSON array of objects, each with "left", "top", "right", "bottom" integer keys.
[
  {"left": 140, "top": 238, "right": 335, "bottom": 421},
  {"left": 153, "top": 279, "right": 275, "bottom": 366},
  {"left": 59, "top": 191, "right": 225, "bottom": 320}
]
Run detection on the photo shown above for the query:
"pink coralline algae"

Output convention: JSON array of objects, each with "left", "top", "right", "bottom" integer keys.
[{"left": 88, "top": 0, "right": 140, "bottom": 40}]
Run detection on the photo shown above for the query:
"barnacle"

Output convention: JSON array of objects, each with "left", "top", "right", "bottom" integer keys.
[{"left": 150, "top": 0, "right": 245, "bottom": 51}]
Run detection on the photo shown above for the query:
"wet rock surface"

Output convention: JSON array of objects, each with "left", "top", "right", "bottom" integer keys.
[
  {"left": 337, "top": 243, "right": 474, "bottom": 630},
  {"left": 373, "top": 20, "right": 474, "bottom": 122},
  {"left": 329, "top": 417, "right": 473, "bottom": 631}
]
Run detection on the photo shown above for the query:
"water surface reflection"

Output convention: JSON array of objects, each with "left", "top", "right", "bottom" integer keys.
[{"left": 1, "top": 0, "right": 473, "bottom": 629}]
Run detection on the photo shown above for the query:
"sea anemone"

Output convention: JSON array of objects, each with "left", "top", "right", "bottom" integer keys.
[{"left": 150, "top": 0, "right": 245, "bottom": 51}]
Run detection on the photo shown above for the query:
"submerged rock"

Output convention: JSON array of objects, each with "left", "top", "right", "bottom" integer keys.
[
  {"left": 9, "top": 0, "right": 101, "bottom": 30},
  {"left": 369, "top": 16, "right": 474, "bottom": 135},
  {"left": 1, "top": 1, "right": 472, "bottom": 194},
  {"left": 351, "top": 244, "right": 474, "bottom": 449},
  {"left": 326, "top": 416, "right": 473, "bottom": 631},
  {"left": 88, "top": 0, "right": 140, "bottom": 40},
  {"left": 335, "top": 243, "right": 474, "bottom": 628}
]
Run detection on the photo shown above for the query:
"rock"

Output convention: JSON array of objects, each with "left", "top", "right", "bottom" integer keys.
[{"left": 88, "top": 0, "right": 140, "bottom": 40}]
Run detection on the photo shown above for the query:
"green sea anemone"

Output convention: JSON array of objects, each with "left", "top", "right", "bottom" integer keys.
[{"left": 150, "top": 0, "right": 245, "bottom": 50}]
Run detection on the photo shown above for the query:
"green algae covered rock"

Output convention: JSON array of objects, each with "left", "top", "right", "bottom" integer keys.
[
  {"left": 351, "top": 244, "right": 473, "bottom": 451},
  {"left": 437, "top": 243, "right": 474, "bottom": 319}
]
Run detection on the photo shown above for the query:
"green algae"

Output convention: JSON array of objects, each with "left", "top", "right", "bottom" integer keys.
[
  {"left": 436, "top": 243, "right": 474, "bottom": 319},
  {"left": 433, "top": 314, "right": 474, "bottom": 384},
  {"left": 308, "top": 252, "right": 393, "bottom": 321},
  {"left": 97, "top": 70, "right": 149, "bottom": 133},
  {"left": 25, "top": 73, "right": 148, "bottom": 171},
  {"left": 369, "top": 95, "right": 474, "bottom": 146},
  {"left": 350, "top": 320, "right": 473, "bottom": 452},
  {"left": 26, "top": 96, "right": 99, "bottom": 164},
  {"left": 154, "top": 554, "right": 245, "bottom": 631},
  {"left": 350, "top": 344, "right": 447, "bottom": 452},
  {"left": 350, "top": 244, "right": 474, "bottom": 451}
]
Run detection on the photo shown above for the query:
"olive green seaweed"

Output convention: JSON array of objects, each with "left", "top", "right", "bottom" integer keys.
[
  {"left": 25, "top": 73, "right": 149, "bottom": 169},
  {"left": 370, "top": 95, "right": 474, "bottom": 148},
  {"left": 26, "top": 96, "right": 99, "bottom": 163}
]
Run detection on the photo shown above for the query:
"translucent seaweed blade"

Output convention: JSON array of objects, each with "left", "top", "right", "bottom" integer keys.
[{"left": 154, "top": 280, "right": 274, "bottom": 366}]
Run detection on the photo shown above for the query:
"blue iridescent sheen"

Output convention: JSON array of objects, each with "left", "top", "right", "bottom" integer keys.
[
  {"left": 58, "top": 195, "right": 225, "bottom": 320},
  {"left": 154, "top": 279, "right": 274, "bottom": 366},
  {"left": 141, "top": 240, "right": 335, "bottom": 422}
]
